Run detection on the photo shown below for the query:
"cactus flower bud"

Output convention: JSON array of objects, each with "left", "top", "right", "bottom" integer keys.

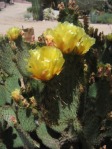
[
  {"left": 7, "top": 27, "right": 21, "bottom": 41},
  {"left": 11, "top": 89, "right": 21, "bottom": 102},
  {"left": 107, "top": 33, "right": 112, "bottom": 42}
]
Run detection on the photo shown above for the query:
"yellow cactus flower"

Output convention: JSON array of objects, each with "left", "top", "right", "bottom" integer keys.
[
  {"left": 44, "top": 22, "right": 95, "bottom": 55},
  {"left": 11, "top": 89, "right": 21, "bottom": 102},
  {"left": 27, "top": 46, "right": 65, "bottom": 81},
  {"left": 44, "top": 22, "right": 86, "bottom": 53},
  {"left": 74, "top": 34, "right": 95, "bottom": 55},
  {"left": 7, "top": 27, "right": 21, "bottom": 41}
]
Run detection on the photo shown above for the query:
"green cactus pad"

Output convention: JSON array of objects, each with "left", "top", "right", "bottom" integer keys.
[
  {"left": 36, "top": 123, "right": 60, "bottom": 149},
  {"left": 0, "top": 106, "right": 16, "bottom": 127},
  {"left": 17, "top": 108, "right": 36, "bottom": 132}
]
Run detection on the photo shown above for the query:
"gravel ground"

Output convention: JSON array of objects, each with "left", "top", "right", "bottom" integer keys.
[{"left": 0, "top": 2, "right": 112, "bottom": 40}]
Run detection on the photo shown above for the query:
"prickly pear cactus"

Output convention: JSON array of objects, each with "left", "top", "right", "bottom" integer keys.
[
  {"left": 58, "top": 0, "right": 82, "bottom": 26},
  {"left": 0, "top": 21, "right": 112, "bottom": 149}
]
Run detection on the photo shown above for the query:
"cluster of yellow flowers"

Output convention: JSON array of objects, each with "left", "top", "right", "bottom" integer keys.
[
  {"left": 44, "top": 22, "right": 95, "bottom": 54},
  {"left": 7, "top": 23, "right": 95, "bottom": 81},
  {"left": 27, "top": 22, "right": 95, "bottom": 81}
]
